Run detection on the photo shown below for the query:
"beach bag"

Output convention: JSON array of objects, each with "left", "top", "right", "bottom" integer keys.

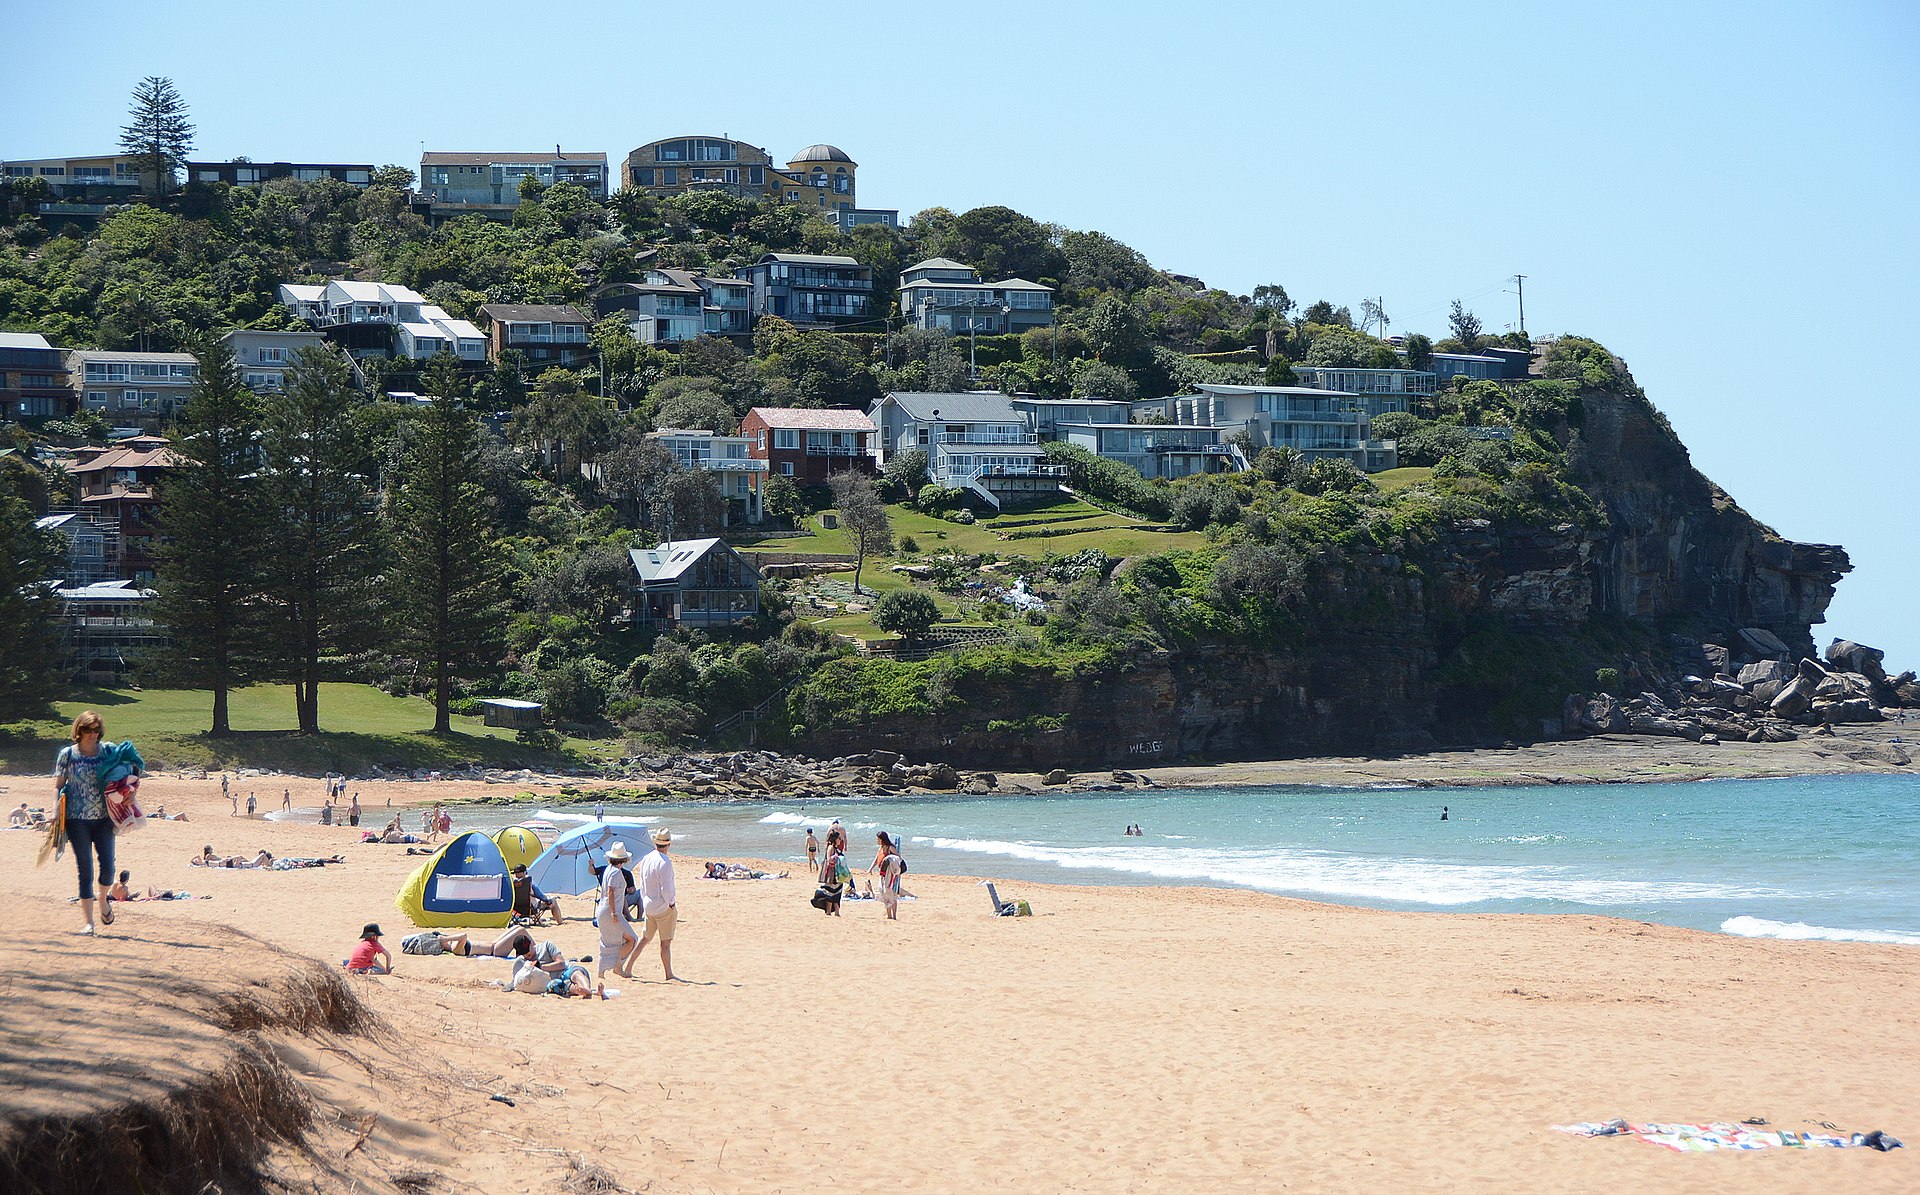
[
  {"left": 834, "top": 857, "right": 851, "bottom": 884},
  {"left": 104, "top": 778, "right": 145, "bottom": 832}
]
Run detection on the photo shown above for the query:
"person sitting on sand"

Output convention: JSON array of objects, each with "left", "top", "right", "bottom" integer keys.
[
  {"left": 108, "top": 869, "right": 131, "bottom": 904},
  {"left": 8, "top": 802, "right": 27, "bottom": 828},
  {"left": 345, "top": 923, "right": 392, "bottom": 974}
]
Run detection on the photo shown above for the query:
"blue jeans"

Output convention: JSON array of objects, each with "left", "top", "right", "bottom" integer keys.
[{"left": 67, "top": 817, "right": 115, "bottom": 900}]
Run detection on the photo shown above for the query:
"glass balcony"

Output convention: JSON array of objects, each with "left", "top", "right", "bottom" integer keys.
[{"left": 936, "top": 432, "right": 1039, "bottom": 445}]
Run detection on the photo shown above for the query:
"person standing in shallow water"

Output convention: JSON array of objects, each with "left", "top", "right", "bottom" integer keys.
[
  {"left": 50, "top": 711, "right": 124, "bottom": 935},
  {"left": 1440, "top": 806, "right": 1449, "bottom": 821}
]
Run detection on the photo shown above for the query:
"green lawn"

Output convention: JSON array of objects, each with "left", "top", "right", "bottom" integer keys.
[
  {"left": 1371, "top": 466, "right": 1435, "bottom": 493},
  {"left": 742, "top": 499, "right": 1201, "bottom": 643},
  {"left": 741, "top": 500, "right": 1206, "bottom": 561},
  {"left": 0, "top": 683, "right": 610, "bottom": 774}
]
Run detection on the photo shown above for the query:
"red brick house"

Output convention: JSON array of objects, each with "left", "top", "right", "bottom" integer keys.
[{"left": 739, "top": 407, "right": 877, "bottom": 487}]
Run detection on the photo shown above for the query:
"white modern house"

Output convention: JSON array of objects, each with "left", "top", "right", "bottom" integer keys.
[
  {"left": 1055, "top": 422, "right": 1233, "bottom": 480},
  {"left": 278, "top": 280, "right": 485, "bottom": 362},
  {"left": 1132, "top": 384, "right": 1397, "bottom": 471},
  {"left": 1011, "top": 396, "right": 1134, "bottom": 441},
  {"left": 1288, "top": 366, "right": 1435, "bottom": 416},
  {"left": 867, "top": 390, "right": 1065, "bottom": 509},
  {"left": 647, "top": 428, "right": 767, "bottom": 524}
]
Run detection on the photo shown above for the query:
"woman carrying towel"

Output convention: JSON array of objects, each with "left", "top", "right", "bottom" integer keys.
[{"left": 49, "top": 711, "right": 116, "bottom": 935}]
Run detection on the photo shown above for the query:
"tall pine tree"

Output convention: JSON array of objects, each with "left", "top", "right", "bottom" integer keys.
[
  {"left": 261, "top": 347, "right": 383, "bottom": 734},
  {"left": 387, "top": 357, "right": 504, "bottom": 733},
  {"left": 0, "top": 475, "right": 66, "bottom": 718},
  {"left": 118, "top": 76, "right": 194, "bottom": 196},
  {"left": 152, "top": 339, "right": 267, "bottom": 735}
]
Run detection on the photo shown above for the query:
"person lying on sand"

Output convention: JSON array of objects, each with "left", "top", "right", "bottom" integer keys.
[
  {"left": 703, "top": 861, "right": 789, "bottom": 880},
  {"left": 150, "top": 804, "right": 188, "bottom": 821},
  {"left": 401, "top": 930, "right": 475, "bottom": 957},
  {"left": 504, "top": 935, "right": 570, "bottom": 992},
  {"left": 544, "top": 963, "right": 601, "bottom": 999},
  {"left": 191, "top": 849, "right": 276, "bottom": 869},
  {"left": 345, "top": 923, "right": 392, "bottom": 974},
  {"left": 135, "top": 887, "right": 202, "bottom": 901}
]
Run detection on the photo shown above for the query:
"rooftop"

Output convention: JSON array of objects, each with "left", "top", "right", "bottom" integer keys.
[
  {"left": 789, "top": 144, "right": 854, "bottom": 164},
  {"left": 879, "top": 391, "right": 1023, "bottom": 422},
  {"left": 903, "top": 257, "right": 974, "bottom": 273},
  {"left": 628, "top": 538, "right": 760, "bottom": 585},
  {"left": 67, "top": 349, "right": 197, "bottom": 364},
  {"left": 755, "top": 253, "right": 863, "bottom": 268},
  {"left": 747, "top": 407, "right": 877, "bottom": 432},
  {"left": 478, "top": 304, "right": 590, "bottom": 324},
  {"left": 0, "top": 332, "right": 57, "bottom": 351},
  {"left": 420, "top": 151, "right": 607, "bottom": 166}
]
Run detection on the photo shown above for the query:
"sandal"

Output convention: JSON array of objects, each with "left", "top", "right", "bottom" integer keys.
[{"left": 100, "top": 897, "right": 115, "bottom": 926}]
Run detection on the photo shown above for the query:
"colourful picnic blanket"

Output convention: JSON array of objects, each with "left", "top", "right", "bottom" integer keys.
[{"left": 1555, "top": 1120, "right": 1880, "bottom": 1151}]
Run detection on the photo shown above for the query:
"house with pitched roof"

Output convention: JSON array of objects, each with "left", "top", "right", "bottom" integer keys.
[
  {"left": 278, "top": 279, "right": 485, "bottom": 361},
  {"left": 627, "top": 538, "right": 763, "bottom": 628},
  {"left": 735, "top": 253, "right": 873, "bottom": 329},
  {"left": 867, "top": 391, "right": 1065, "bottom": 509},
  {"left": 898, "top": 257, "right": 1055, "bottom": 336},
  {"left": 65, "top": 436, "right": 180, "bottom": 581},
  {"left": 477, "top": 304, "right": 592, "bottom": 366},
  {"left": 592, "top": 271, "right": 753, "bottom": 343},
  {"left": 739, "top": 407, "right": 877, "bottom": 487}
]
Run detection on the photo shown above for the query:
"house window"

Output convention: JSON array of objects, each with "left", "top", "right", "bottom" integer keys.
[
  {"left": 917, "top": 427, "right": 929, "bottom": 446},
  {"left": 757, "top": 430, "right": 766, "bottom": 451},
  {"left": 663, "top": 167, "right": 677, "bottom": 185},
  {"left": 779, "top": 461, "right": 794, "bottom": 476},
  {"left": 773, "top": 429, "right": 799, "bottom": 450},
  {"left": 2, "top": 166, "right": 28, "bottom": 177},
  {"left": 345, "top": 169, "right": 369, "bottom": 184},
  {"left": 41, "top": 166, "right": 67, "bottom": 176},
  {"left": 749, "top": 165, "right": 763, "bottom": 187},
  {"left": 635, "top": 167, "right": 654, "bottom": 187}
]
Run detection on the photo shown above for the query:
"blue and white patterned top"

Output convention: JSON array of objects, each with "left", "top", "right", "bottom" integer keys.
[{"left": 54, "top": 745, "right": 107, "bottom": 821}]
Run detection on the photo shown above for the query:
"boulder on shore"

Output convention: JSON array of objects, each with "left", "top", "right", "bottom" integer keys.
[{"left": 1826, "top": 639, "right": 1887, "bottom": 683}]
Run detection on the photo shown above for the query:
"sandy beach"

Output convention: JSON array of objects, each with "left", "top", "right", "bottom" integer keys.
[{"left": 3, "top": 767, "right": 1916, "bottom": 1194}]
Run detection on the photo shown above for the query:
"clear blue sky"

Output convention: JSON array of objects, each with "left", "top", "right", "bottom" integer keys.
[{"left": 10, "top": 1, "right": 1918, "bottom": 667}]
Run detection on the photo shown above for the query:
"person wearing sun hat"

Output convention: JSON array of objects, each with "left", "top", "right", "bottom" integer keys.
[
  {"left": 597, "top": 841, "right": 639, "bottom": 980},
  {"left": 624, "top": 826, "right": 679, "bottom": 981},
  {"left": 346, "top": 923, "right": 392, "bottom": 974}
]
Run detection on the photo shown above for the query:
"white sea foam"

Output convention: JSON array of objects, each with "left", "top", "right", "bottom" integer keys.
[
  {"left": 758, "top": 812, "right": 814, "bottom": 826},
  {"left": 1720, "top": 916, "right": 1920, "bottom": 945},
  {"left": 535, "top": 809, "right": 653, "bottom": 825},
  {"left": 908, "top": 836, "right": 1788, "bottom": 908}
]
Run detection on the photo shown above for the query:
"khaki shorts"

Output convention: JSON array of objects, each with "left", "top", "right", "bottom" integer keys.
[{"left": 643, "top": 907, "right": 677, "bottom": 942}]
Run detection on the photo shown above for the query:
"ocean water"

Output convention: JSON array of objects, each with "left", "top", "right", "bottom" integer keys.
[{"left": 466, "top": 774, "right": 1920, "bottom": 944}]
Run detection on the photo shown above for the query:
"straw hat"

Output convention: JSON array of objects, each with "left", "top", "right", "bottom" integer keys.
[
  {"left": 651, "top": 827, "right": 673, "bottom": 846},
  {"left": 606, "top": 842, "right": 633, "bottom": 864}
]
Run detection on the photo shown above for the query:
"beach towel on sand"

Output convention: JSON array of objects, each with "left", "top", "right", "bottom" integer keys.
[{"left": 1554, "top": 1121, "right": 1889, "bottom": 1152}]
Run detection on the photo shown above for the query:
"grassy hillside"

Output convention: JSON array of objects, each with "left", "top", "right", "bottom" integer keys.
[{"left": 0, "top": 684, "right": 610, "bottom": 775}]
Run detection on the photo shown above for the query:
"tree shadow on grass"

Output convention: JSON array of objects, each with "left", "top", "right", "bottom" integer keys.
[{"left": 175, "top": 729, "right": 564, "bottom": 775}]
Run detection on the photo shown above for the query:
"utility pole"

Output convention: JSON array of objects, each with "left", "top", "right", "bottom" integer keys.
[{"left": 1511, "top": 275, "right": 1527, "bottom": 336}]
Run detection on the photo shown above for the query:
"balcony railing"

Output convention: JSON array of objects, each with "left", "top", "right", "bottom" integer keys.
[
  {"left": 698, "top": 458, "right": 768, "bottom": 472},
  {"left": 803, "top": 444, "right": 864, "bottom": 456},
  {"left": 971, "top": 463, "right": 1068, "bottom": 480},
  {"left": 936, "top": 432, "right": 1038, "bottom": 445},
  {"left": 779, "top": 273, "right": 872, "bottom": 290}
]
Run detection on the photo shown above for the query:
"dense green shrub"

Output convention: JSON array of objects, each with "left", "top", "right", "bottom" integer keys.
[{"left": 873, "top": 590, "right": 941, "bottom": 638}]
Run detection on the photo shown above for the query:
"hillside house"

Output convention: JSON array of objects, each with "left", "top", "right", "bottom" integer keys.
[
  {"left": 69, "top": 350, "right": 197, "bottom": 426},
  {"left": 65, "top": 436, "right": 179, "bottom": 581},
  {"left": 223, "top": 328, "right": 329, "bottom": 393},
  {"left": 867, "top": 391, "right": 1063, "bottom": 509},
  {"left": 898, "top": 257, "right": 1054, "bottom": 335},
  {"left": 735, "top": 253, "right": 873, "bottom": 329},
  {"left": 477, "top": 304, "right": 592, "bottom": 367},
  {"left": 1133, "top": 384, "right": 1396, "bottom": 471},
  {"left": 628, "top": 538, "right": 762, "bottom": 628},
  {"left": 647, "top": 428, "right": 767, "bottom": 524},
  {"left": 0, "top": 331, "right": 74, "bottom": 419},
  {"left": 739, "top": 407, "right": 876, "bottom": 488}
]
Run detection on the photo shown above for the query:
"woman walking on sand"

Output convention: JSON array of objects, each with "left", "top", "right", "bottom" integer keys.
[
  {"left": 46, "top": 711, "right": 129, "bottom": 935},
  {"left": 878, "top": 833, "right": 904, "bottom": 921}
]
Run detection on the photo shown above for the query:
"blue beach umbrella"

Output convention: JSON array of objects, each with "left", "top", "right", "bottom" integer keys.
[{"left": 527, "top": 820, "right": 654, "bottom": 896}]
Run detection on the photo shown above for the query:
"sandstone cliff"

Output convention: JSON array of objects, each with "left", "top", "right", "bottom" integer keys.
[{"left": 797, "top": 380, "right": 1852, "bottom": 768}]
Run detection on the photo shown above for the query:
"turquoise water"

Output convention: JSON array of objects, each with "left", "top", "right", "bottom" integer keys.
[{"left": 468, "top": 774, "right": 1920, "bottom": 943}]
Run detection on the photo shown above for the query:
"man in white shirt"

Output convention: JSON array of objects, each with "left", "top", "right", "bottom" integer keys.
[{"left": 631, "top": 827, "right": 679, "bottom": 981}]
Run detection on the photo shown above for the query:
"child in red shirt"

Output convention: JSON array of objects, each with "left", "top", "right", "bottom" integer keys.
[{"left": 346, "top": 923, "right": 392, "bottom": 974}]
